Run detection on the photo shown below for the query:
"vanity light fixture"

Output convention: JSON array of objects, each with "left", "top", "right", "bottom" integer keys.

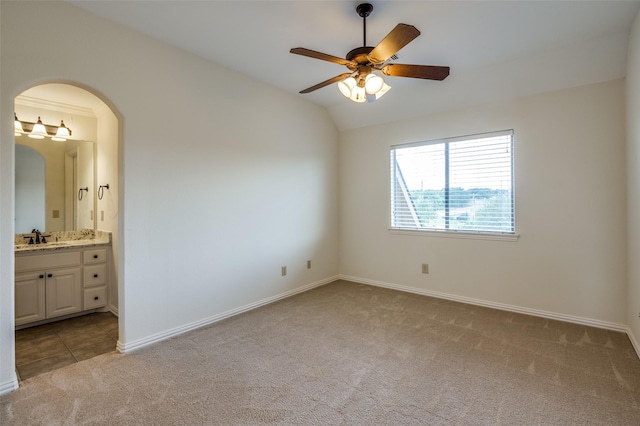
[
  {"left": 14, "top": 115, "right": 73, "bottom": 140},
  {"left": 14, "top": 113, "right": 24, "bottom": 136}
]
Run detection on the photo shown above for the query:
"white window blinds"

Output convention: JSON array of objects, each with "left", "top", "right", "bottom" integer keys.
[{"left": 390, "top": 130, "right": 514, "bottom": 234}]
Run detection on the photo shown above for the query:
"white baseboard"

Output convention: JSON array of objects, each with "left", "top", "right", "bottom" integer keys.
[
  {"left": 112, "top": 273, "right": 640, "bottom": 361},
  {"left": 108, "top": 305, "right": 119, "bottom": 317},
  {"left": 339, "top": 274, "right": 629, "bottom": 333},
  {"left": 626, "top": 327, "right": 640, "bottom": 359},
  {"left": 117, "top": 276, "right": 339, "bottom": 353},
  {"left": 0, "top": 376, "right": 19, "bottom": 396}
]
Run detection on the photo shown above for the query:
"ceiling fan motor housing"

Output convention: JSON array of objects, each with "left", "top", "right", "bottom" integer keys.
[{"left": 346, "top": 46, "right": 375, "bottom": 65}]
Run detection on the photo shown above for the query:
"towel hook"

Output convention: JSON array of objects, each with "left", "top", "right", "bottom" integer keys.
[
  {"left": 98, "top": 184, "right": 110, "bottom": 200},
  {"left": 78, "top": 187, "right": 89, "bottom": 201}
]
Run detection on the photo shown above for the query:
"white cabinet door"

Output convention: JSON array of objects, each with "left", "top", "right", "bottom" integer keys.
[
  {"left": 46, "top": 267, "right": 82, "bottom": 318},
  {"left": 15, "top": 272, "right": 46, "bottom": 326}
]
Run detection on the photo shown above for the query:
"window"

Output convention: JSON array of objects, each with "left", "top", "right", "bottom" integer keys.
[{"left": 390, "top": 130, "right": 514, "bottom": 235}]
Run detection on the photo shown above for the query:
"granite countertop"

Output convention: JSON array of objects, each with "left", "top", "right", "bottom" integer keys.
[{"left": 14, "top": 229, "right": 111, "bottom": 253}]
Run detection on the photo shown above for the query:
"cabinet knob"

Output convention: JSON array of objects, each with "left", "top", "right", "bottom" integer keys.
[
  {"left": 47, "top": 273, "right": 53, "bottom": 278},
  {"left": 94, "top": 274, "right": 98, "bottom": 278},
  {"left": 39, "top": 274, "right": 44, "bottom": 279},
  {"left": 94, "top": 296, "right": 99, "bottom": 300},
  {"left": 93, "top": 255, "right": 98, "bottom": 259}
]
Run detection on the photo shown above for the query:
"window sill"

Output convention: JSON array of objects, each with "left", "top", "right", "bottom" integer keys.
[{"left": 389, "top": 228, "right": 519, "bottom": 242}]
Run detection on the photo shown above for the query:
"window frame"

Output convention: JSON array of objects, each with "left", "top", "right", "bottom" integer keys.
[{"left": 389, "top": 130, "right": 517, "bottom": 241}]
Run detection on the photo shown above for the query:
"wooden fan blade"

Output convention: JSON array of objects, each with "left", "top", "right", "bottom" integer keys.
[
  {"left": 299, "top": 73, "right": 353, "bottom": 94},
  {"left": 367, "top": 24, "right": 420, "bottom": 64},
  {"left": 290, "top": 48, "right": 356, "bottom": 67},
  {"left": 381, "top": 64, "right": 450, "bottom": 81}
]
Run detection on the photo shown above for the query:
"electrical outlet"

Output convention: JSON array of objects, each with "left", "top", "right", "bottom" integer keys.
[
  {"left": 307, "top": 260, "right": 311, "bottom": 269},
  {"left": 421, "top": 263, "right": 429, "bottom": 274},
  {"left": 281, "top": 266, "right": 287, "bottom": 276},
  {"left": 101, "top": 210, "right": 105, "bottom": 221}
]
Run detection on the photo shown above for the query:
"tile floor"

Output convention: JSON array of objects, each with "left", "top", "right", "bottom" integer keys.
[{"left": 15, "top": 312, "right": 118, "bottom": 381}]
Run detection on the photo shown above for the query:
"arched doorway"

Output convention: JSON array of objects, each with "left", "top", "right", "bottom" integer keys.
[{"left": 13, "top": 82, "right": 121, "bottom": 380}]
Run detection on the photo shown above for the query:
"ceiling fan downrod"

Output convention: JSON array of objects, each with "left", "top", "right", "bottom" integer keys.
[{"left": 356, "top": 3, "right": 373, "bottom": 47}]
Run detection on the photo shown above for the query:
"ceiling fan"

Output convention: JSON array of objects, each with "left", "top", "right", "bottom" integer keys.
[{"left": 290, "top": 3, "right": 450, "bottom": 103}]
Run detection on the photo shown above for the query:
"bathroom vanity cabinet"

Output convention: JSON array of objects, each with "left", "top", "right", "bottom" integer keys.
[{"left": 15, "top": 246, "right": 109, "bottom": 326}]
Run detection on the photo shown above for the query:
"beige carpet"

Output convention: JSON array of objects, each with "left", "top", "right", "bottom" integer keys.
[{"left": 1, "top": 280, "right": 640, "bottom": 425}]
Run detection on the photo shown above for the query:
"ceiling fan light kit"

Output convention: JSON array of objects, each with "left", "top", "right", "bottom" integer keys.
[
  {"left": 290, "top": 3, "right": 449, "bottom": 103},
  {"left": 338, "top": 74, "right": 391, "bottom": 103}
]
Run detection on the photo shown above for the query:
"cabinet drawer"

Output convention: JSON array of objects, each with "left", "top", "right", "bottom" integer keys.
[
  {"left": 84, "top": 286, "right": 107, "bottom": 310},
  {"left": 84, "top": 264, "right": 107, "bottom": 287},
  {"left": 84, "top": 248, "right": 107, "bottom": 264},
  {"left": 16, "top": 251, "right": 81, "bottom": 273}
]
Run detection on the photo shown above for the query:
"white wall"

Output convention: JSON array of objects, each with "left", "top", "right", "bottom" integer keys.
[
  {"left": 340, "top": 79, "right": 627, "bottom": 326},
  {"left": 0, "top": 0, "right": 339, "bottom": 392},
  {"left": 95, "top": 105, "right": 120, "bottom": 312},
  {"left": 627, "top": 10, "right": 640, "bottom": 350},
  {"left": 76, "top": 140, "right": 95, "bottom": 230}
]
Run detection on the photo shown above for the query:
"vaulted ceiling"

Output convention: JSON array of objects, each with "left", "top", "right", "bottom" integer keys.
[{"left": 60, "top": 1, "right": 640, "bottom": 130}]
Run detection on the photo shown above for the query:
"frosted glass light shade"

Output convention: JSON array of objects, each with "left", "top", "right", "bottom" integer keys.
[
  {"left": 29, "top": 117, "right": 47, "bottom": 139},
  {"left": 52, "top": 120, "right": 70, "bottom": 141},
  {"left": 365, "top": 74, "right": 384, "bottom": 94},
  {"left": 338, "top": 77, "right": 356, "bottom": 98},
  {"left": 14, "top": 113, "right": 24, "bottom": 136},
  {"left": 338, "top": 77, "right": 367, "bottom": 103},
  {"left": 366, "top": 82, "right": 391, "bottom": 103}
]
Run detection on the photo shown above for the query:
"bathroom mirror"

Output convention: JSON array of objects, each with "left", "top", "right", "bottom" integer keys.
[{"left": 15, "top": 135, "right": 96, "bottom": 233}]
